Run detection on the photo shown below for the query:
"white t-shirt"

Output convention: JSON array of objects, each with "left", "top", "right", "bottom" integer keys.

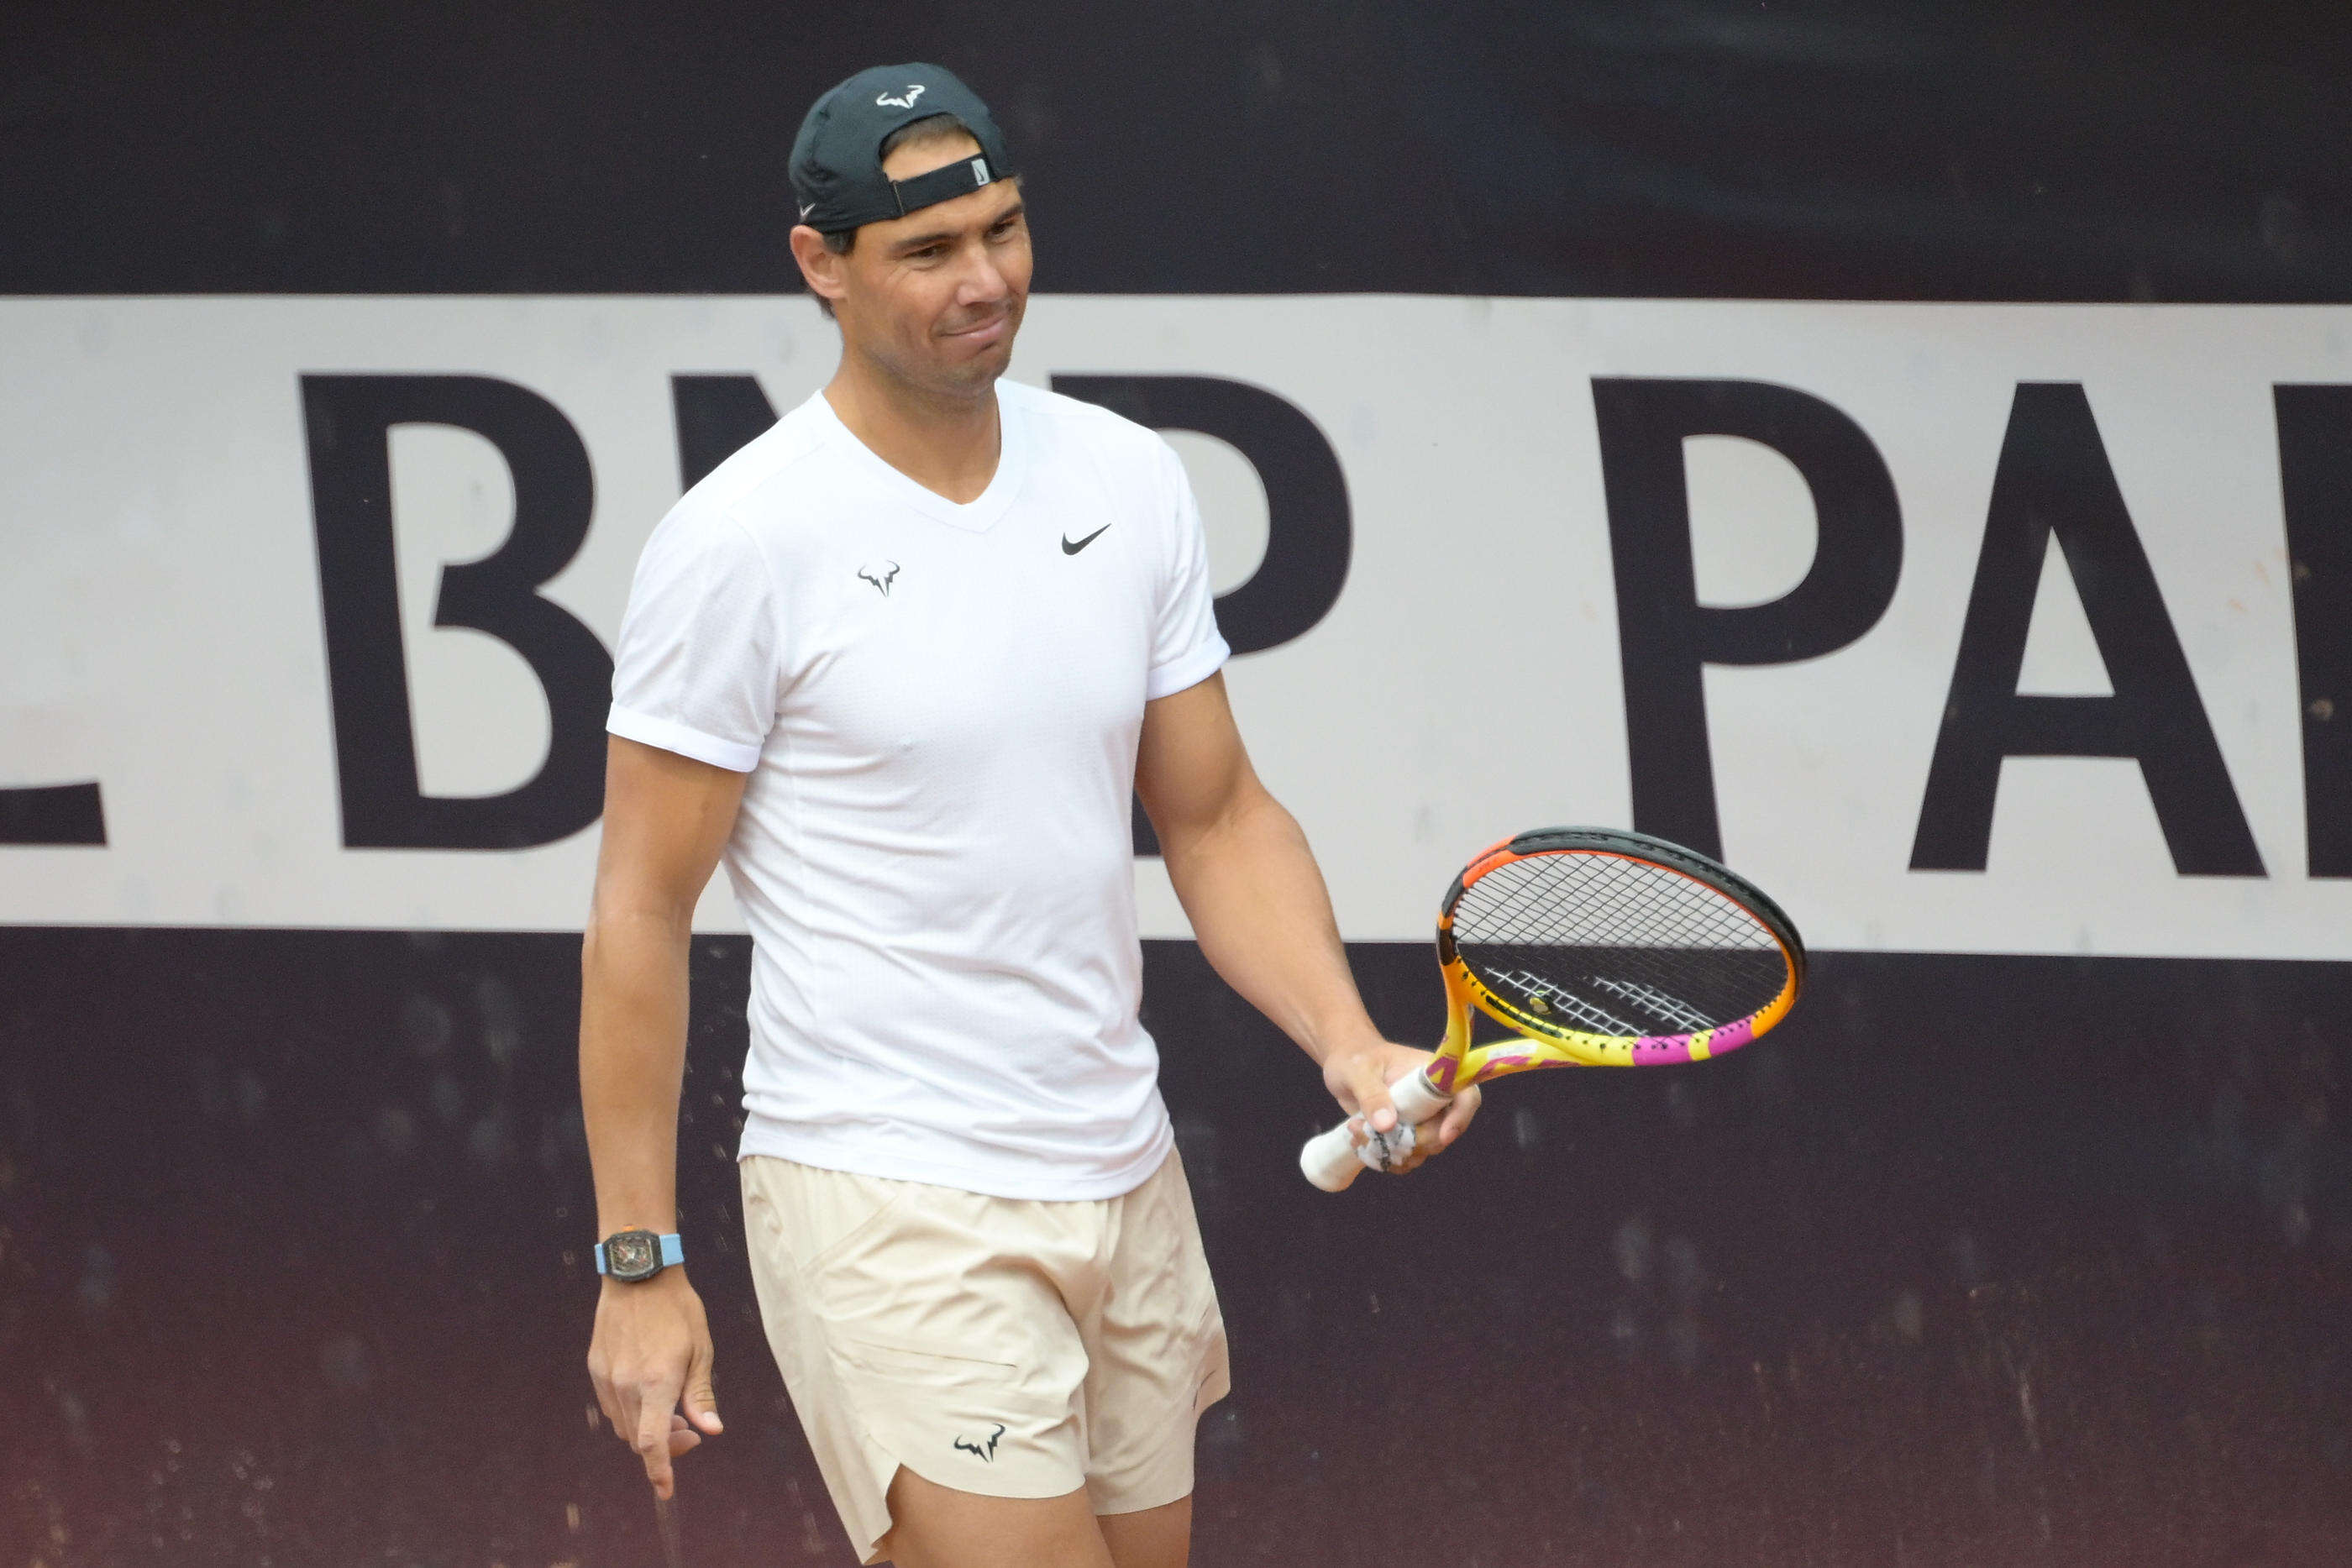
[{"left": 606, "top": 380, "right": 1229, "bottom": 1199}]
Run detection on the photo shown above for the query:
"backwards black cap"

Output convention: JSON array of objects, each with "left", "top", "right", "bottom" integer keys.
[{"left": 790, "top": 64, "right": 1016, "bottom": 233}]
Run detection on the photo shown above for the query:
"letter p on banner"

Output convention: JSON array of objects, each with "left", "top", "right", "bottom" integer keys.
[{"left": 1592, "top": 378, "right": 1903, "bottom": 860}]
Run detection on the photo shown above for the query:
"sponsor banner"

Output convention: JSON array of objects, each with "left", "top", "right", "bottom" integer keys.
[{"left": 2, "top": 295, "right": 2348, "bottom": 956}]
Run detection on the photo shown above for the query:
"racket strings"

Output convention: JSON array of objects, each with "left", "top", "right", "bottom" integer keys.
[
  {"left": 1457, "top": 852, "right": 1773, "bottom": 950},
  {"left": 1451, "top": 852, "right": 1788, "bottom": 1036}
]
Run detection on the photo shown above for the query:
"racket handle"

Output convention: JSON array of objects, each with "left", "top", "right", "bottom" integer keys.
[{"left": 1297, "top": 1067, "right": 1456, "bottom": 1192}]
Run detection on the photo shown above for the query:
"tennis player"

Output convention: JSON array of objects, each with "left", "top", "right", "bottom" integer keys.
[{"left": 579, "top": 62, "right": 1480, "bottom": 1568}]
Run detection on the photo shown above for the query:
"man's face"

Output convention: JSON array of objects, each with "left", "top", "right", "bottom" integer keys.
[{"left": 832, "top": 132, "right": 1031, "bottom": 399}]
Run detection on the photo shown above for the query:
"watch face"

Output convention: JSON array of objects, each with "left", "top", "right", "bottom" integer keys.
[{"left": 605, "top": 1231, "right": 660, "bottom": 1281}]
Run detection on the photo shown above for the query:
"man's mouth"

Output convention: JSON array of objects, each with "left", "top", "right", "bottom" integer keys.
[{"left": 942, "top": 312, "right": 1010, "bottom": 344}]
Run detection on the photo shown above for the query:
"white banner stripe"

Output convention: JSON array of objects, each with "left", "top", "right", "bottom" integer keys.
[{"left": 2, "top": 296, "right": 2347, "bottom": 957}]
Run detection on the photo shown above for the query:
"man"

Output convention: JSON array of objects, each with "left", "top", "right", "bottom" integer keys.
[{"left": 580, "top": 63, "right": 1480, "bottom": 1568}]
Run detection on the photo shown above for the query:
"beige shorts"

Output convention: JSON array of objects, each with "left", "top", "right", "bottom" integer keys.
[{"left": 739, "top": 1148, "right": 1231, "bottom": 1565}]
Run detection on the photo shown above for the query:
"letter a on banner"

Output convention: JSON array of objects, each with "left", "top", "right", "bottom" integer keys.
[
  {"left": 302, "top": 375, "right": 612, "bottom": 850},
  {"left": 1910, "top": 383, "right": 2263, "bottom": 875}
]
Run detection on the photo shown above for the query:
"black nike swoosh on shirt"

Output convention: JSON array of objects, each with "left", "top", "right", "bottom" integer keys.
[{"left": 1061, "top": 525, "right": 1110, "bottom": 555}]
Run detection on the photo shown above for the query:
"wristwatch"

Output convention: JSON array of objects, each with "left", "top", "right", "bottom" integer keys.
[{"left": 595, "top": 1229, "right": 684, "bottom": 1282}]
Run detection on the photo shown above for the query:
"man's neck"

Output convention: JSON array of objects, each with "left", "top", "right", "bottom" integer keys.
[{"left": 822, "top": 353, "right": 1002, "bottom": 506}]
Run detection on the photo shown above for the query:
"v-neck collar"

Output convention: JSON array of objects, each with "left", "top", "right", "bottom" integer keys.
[{"left": 808, "top": 385, "right": 1029, "bottom": 534}]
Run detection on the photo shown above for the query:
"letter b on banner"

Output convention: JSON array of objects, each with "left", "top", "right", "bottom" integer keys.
[
  {"left": 302, "top": 375, "right": 612, "bottom": 850},
  {"left": 1593, "top": 379, "right": 1903, "bottom": 859}
]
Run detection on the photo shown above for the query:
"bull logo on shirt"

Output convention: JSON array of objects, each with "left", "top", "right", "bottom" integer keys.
[
  {"left": 857, "top": 560, "right": 900, "bottom": 598},
  {"left": 952, "top": 1422, "right": 1005, "bottom": 1462}
]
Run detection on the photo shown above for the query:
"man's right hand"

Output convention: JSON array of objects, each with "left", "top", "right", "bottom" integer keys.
[{"left": 586, "top": 1268, "right": 723, "bottom": 1498}]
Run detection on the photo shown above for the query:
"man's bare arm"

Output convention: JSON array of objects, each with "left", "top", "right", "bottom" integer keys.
[
  {"left": 581, "top": 735, "right": 748, "bottom": 1496},
  {"left": 1135, "top": 674, "right": 1479, "bottom": 1167}
]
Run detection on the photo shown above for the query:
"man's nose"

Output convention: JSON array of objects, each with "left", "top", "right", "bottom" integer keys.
[{"left": 954, "top": 241, "right": 1011, "bottom": 305}]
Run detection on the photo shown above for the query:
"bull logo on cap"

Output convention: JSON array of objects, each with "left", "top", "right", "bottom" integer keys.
[{"left": 875, "top": 83, "right": 926, "bottom": 109}]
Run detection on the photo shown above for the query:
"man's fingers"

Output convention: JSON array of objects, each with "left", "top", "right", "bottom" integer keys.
[
  {"left": 680, "top": 1339, "right": 725, "bottom": 1435},
  {"left": 1383, "top": 1101, "right": 1469, "bottom": 1175},
  {"left": 1348, "top": 1113, "right": 1415, "bottom": 1172},
  {"left": 667, "top": 1412, "right": 705, "bottom": 1458},
  {"left": 588, "top": 1365, "right": 622, "bottom": 1431},
  {"left": 1437, "top": 1084, "right": 1483, "bottom": 1147},
  {"left": 634, "top": 1382, "right": 680, "bottom": 1497},
  {"left": 1394, "top": 1120, "right": 1434, "bottom": 1172},
  {"left": 1347, "top": 1056, "right": 1400, "bottom": 1134},
  {"left": 1387, "top": 1084, "right": 1483, "bottom": 1174},
  {"left": 601, "top": 1374, "right": 638, "bottom": 1444}
]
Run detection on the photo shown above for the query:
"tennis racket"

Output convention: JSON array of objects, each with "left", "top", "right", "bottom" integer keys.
[{"left": 1300, "top": 826, "right": 1805, "bottom": 1191}]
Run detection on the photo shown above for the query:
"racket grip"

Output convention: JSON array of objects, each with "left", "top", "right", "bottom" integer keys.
[{"left": 1297, "top": 1068, "right": 1456, "bottom": 1192}]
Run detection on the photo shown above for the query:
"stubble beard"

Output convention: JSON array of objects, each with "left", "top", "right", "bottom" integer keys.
[{"left": 893, "top": 302, "right": 1023, "bottom": 405}]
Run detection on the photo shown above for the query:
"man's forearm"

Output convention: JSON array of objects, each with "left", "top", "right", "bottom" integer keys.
[
  {"left": 1158, "top": 784, "right": 1383, "bottom": 1065},
  {"left": 580, "top": 907, "right": 694, "bottom": 1235}
]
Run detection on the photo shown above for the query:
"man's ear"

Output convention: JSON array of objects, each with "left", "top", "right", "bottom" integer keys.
[{"left": 788, "top": 225, "right": 850, "bottom": 313}]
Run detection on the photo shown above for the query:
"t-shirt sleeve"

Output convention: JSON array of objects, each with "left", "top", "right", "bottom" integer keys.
[
  {"left": 1145, "top": 438, "right": 1232, "bottom": 701},
  {"left": 606, "top": 506, "right": 781, "bottom": 773}
]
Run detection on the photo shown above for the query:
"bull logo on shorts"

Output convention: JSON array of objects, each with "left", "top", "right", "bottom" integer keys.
[{"left": 952, "top": 1422, "right": 1005, "bottom": 1462}]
